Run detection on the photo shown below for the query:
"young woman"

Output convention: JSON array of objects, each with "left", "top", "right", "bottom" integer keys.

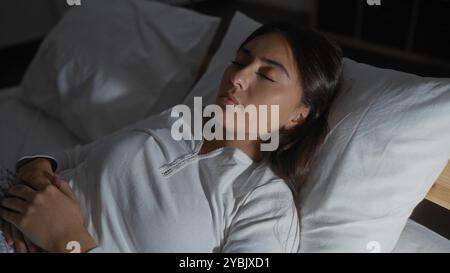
[{"left": 0, "top": 23, "right": 342, "bottom": 253}]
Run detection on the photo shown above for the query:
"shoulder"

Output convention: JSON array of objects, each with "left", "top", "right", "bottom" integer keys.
[
  {"left": 131, "top": 107, "right": 179, "bottom": 132},
  {"left": 132, "top": 106, "right": 198, "bottom": 152},
  {"left": 223, "top": 163, "right": 300, "bottom": 253},
  {"left": 233, "top": 163, "right": 296, "bottom": 210},
  {"left": 249, "top": 164, "right": 294, "bottom": 197}
]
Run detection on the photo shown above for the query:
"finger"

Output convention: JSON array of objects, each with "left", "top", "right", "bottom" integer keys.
[
  {"left": 24, "top": 236, "right": 40, "bottom": 253},
  {"left": 1, "top": 197, "right": 27, "bottom": 214},
  {"left": 53, "top": 176, "right": 77, "bottom": 201},
  {"left": 7, "top": 184, "right": 36, "bottom": 202},
  {"left": 17, "top": 173, "right": 52, "bottom": 191},
  {"left": 11, "top": 225, "right": 28, "bottom": 253},
  {"left": 0, "top": 207, "right": 21, "bottom": 227},
  {"left": 21, "top": 176, "right": 52, "bottom": 191},
  {"left": 51, "top": 175, "right": 64, "bottom": 188},
  {"left": 2, "top": 221, "right": 14, "bottom": 245}
]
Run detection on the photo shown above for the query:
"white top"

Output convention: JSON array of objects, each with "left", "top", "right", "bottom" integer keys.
[{"left": 18, "top": 108, "right": 300, "bottom": 253}]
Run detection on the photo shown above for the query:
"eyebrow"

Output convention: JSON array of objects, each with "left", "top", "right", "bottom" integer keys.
[{"left": 239, "top": 47, "right": 290, "bottom": 79}]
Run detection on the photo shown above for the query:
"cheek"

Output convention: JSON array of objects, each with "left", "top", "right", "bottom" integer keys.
[
  {"left": 252, "top": 87, "right": 300, "bottom": 124},
  {"left": 218, "top": 67, "right": 233, "bottom": 93},
  {"left": 216, "top": 68, "right": 232, "bottom": 104},
  {"left": 251, "top": 86, "right": 296, "bottom": 109}
]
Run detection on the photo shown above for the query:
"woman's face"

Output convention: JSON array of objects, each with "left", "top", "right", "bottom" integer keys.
[{"left": 216, "top": 33, "right": 310, "bottom": 136}]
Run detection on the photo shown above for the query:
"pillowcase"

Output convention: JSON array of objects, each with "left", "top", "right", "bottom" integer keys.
[
  {"left": 20, "top": 0, "right": 220, "bottom": 142},
  {"left": 299, "top": 58, "right": 450, "bottom": 252},
  {"left": 184, "top": 12, "right": 450, "bottom": 252}
]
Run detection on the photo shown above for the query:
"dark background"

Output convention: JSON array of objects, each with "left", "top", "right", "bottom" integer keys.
[{"left": 2, "top": 0, "right": 450, "bottom": 88}]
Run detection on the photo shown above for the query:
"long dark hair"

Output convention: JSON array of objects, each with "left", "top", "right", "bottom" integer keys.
[{"left": 240, "top": 24, "right": 343, "bottom": 202}]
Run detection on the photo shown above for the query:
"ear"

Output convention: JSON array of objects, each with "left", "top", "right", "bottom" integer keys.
[{"left": 284, "top": 106, "right": 310, "bottom": 130}]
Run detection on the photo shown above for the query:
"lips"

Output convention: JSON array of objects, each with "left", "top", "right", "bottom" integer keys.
[{"left": 222, "top": 94, "right": 240, "bottom": 105}]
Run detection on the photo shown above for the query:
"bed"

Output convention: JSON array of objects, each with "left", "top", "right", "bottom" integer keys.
[
  {"left": 2, "top": 85, "right": 449, "bottom": 253},
  {"left": 1, "top": 0, "right": 449, "bottom": 253}
]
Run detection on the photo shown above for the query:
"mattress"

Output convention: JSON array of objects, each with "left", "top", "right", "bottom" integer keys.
[{"left": 0, "top": 85, "right": 449, "bottom": 253}]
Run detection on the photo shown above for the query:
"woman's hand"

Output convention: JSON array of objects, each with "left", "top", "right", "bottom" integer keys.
[
  {"left": 0, "top": 176, "right": 96, "bottom": 253},
  {"left": 16, "top": 157, "right": 55, "bottom": 187},
  {"left": 1, "top": 158, "right": 54, "bottom": 253},
  {"left": 1, "top": 220, "right": 41, "bottom": 253}
]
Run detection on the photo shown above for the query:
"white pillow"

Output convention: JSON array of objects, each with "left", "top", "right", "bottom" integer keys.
[
  {"left": 299, "top": 58, "right": 450, "bottom": 252},
  {"left": 185, "top": 13, "right": 450, "bottom": 252},
  {"left": 20, "top": 0, "right": 219, "bottom": 142}
]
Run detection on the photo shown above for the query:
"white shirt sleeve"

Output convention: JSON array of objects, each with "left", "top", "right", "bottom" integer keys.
[
  {"left": 16, "top": 108, "right": 174, "bottom": 172},
  {"left": 16, "top": 133, "right": 116, "bottom": 172},
  {"left": 222, "top": 180, "right": 300, "bottom": 253}
]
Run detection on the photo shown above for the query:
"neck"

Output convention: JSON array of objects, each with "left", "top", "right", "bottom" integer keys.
[{"left": 199, "top": 138, "right": 262, "bottom": 162}]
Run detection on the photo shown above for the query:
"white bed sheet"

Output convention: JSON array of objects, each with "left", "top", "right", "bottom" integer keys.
[
  {"left": 393, "top": 219, "right": 450, "bottom": 253},
  {"left": 0, "top": 85, "right": 448, "bottom": 253}
]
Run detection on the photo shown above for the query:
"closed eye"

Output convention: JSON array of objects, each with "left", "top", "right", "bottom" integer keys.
[
  {"left": 231, "top": 60, "right": 244, "bottom": 67},
  {"left": 257, "top": 72, "right": 275, "bottom": 82},
  {"left": 231, "top": 61, "right": 276, "bottom": 82}
]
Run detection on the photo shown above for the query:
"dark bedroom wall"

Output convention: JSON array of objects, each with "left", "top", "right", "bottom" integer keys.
[{"left": 317, "top": 0, "right": 450, "bottom": 77}]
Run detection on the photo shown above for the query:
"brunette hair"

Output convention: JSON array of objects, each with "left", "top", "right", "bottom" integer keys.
[{"left": 240, "top": 23, "right": 343, "bottom": 201}]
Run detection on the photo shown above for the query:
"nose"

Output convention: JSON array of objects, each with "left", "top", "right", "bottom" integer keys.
[{"left": 230, "top": 65, "right": 251, "bottom": 91}]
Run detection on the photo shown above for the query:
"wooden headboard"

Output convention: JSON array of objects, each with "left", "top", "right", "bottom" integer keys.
[{"left": 427, "top": 161, "right": 450, "bottom": 210}]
